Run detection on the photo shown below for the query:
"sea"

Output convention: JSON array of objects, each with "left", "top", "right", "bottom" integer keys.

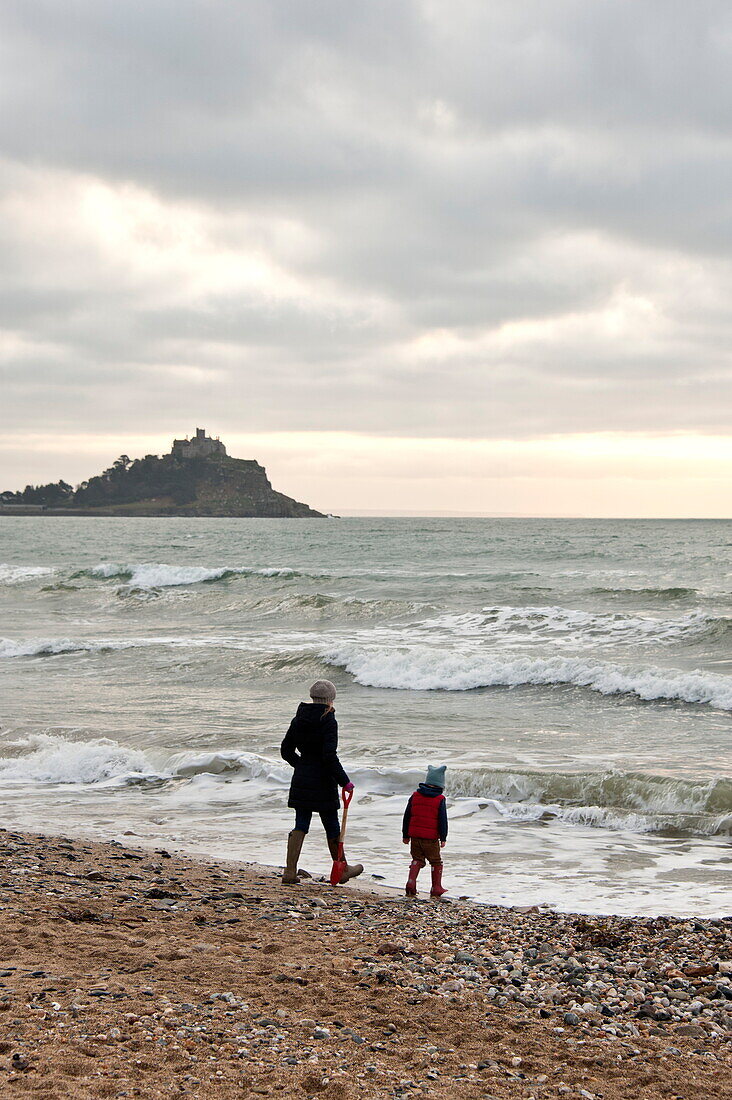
[{"left": 0, "top": 516, "right": 730, "bottom": 917}]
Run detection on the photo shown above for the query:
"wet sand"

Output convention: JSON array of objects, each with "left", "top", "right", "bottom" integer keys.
[{"left": 0, "top": 828, "right": 729, "bottom": 1098}]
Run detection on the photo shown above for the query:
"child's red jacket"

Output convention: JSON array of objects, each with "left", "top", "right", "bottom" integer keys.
[{"left": 402, "top": 783, "right": 448, "bottom": 841}]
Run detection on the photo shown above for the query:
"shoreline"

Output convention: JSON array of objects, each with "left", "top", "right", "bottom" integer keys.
[
  {"left": 19, "top": 820, "right": 731, "bottom": 923},
  {"left": 0, "top": 827, "right": 729, "bottom": 1098},
  {"left": 15, "top": 821, "right": 731, "bottom": 921},
  {"left": 0, "top": 510, "right": 332, "bottom": 518}
]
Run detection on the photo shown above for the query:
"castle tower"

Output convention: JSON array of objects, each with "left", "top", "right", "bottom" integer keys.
[{"left": 172, "top": 428, "right": 227, "bottom": 460}]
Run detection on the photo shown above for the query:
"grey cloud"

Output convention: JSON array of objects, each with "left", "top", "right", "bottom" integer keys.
[{"left": 0, "top": 0, "right": 731, "bottom": 446}]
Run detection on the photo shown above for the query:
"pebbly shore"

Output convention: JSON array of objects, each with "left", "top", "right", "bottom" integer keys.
[{"left": 0, "top": 828, "right": 729, "bottom": 1098}]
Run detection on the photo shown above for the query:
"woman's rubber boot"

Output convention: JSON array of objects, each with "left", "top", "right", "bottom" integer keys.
[
  {"left": 328, "top": 838, "right": 364, "bottom": 884},
  {"left": 282, "top": 829, "right": 306, "bottom": 885},
  {"left": 405, "top": 860, "right": 421, "bottom": 896},
  {"left": 430, "top": 863, "right": 447, "bottom": 898}
]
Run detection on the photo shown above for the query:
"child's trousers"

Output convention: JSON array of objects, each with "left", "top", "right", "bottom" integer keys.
[{"left": 410, "top": 837, "right": 442, "bottom": 867}]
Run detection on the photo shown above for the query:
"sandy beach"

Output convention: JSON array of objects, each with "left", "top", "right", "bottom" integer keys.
[{"left": 0, "top": 829, "right": 729, "bottom": 1099}]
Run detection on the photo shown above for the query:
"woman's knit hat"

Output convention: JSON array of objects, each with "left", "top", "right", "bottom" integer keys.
[
  {"left": 425, "top": 764, "right": 446, "bottom": 789},
  {"left": 309, "top": 679, "right": 337, "bottom": 704}
]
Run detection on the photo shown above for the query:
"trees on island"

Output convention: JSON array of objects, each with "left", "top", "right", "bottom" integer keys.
[
  {"left": 74, "top": 453, "right": 198, "bottom": 507},
  {"left": 1, "top": 480, "right": 74, "bottom": 506},
  {"left": 2, "top": 452, "right": 206, "bottom": 508}
]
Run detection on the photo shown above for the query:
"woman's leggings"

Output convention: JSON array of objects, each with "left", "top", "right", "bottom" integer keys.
[{"left": 295, "top": 809, "right": 340, "bottom": 840}]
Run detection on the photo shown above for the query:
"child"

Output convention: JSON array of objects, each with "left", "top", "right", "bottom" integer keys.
[{"left": 402, "top": 764, "right": 448, "bottom": 898}]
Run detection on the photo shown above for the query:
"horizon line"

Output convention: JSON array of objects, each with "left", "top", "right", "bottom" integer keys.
[{"left": 331, "top": 510, "right": 731, "bottom": 520}]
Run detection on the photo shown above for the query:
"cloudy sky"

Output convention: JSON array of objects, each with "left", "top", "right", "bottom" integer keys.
[{"left": 1, "top": 0, "right": 731, "bottom": 515}]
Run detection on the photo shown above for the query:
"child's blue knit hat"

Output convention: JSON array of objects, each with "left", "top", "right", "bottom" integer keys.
[{"left": 425, "top": 764, "right": 446, "bottom": 789}]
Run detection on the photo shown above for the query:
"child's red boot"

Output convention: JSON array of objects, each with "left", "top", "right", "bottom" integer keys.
[
  {"left": 405, "top": 860, "right": 421, "bottom": 896},
  {"left": 430, "top": 863, "right": 447, "bottom": 898}
]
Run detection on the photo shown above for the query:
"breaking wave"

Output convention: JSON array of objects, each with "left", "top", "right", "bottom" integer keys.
[
  {"left": 86, "top": 562, "right": 302, "bottom": 588},
  {"left": 167, "top": 750, "right": 290, "bottom": 785},
  {"left": 421, "top": 606, "right": 728, "bottom": 647},
  {"left": 2, "top": 625, "right": 730, "bottom": 713},
  {"left": 454, "top": 765, "right": 732, "bottom": 837},
  {"left": 489, "top": 801, "right": 732, "bottom": 837},
  {"left": 0, "top": 635, "right": 263, "bottom": 660},
  {"left": 0, "top": 564, "right": 55, "bottom": 585},
  {"left": 0, "top": 736, "right": 291, "bottom": 790},
  {"left": 0, "top": 735, "right": 728, "bottom": 838},
  {"left": 0, "top": 637, "right": 141, "bottom": 659},
  {"left": 321, "top": 643, "right": 732, "bottom": 710},
  {"left": 62, "top": 563, "right": 551, "bottom": 588},
  {"left": 0, "top": 733, "right": 155, "bottom": 786},
  {"left": 80, "top": 563, "right": 538, "bottom": 586},
  {"left": 447, "top": 766, "right": 732, "bottom": 816}
]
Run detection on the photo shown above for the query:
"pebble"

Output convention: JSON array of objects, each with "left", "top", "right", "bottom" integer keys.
[
  {"left": 347, "top": 906, "right": 732, "bottom": 1043},
  {"left": 2, "top": 828, "right": 730, "bottom": 1098}
]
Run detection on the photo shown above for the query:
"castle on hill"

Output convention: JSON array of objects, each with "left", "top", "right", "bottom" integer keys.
[
  {"left": 0, "top": 427, "right": 326, "bottom": 516},
  {"left": 171, "top": 427, "right": 227, "bottom": 460}
]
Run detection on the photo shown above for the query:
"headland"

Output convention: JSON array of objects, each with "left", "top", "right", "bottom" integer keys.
[{"left": 0, "top": 429, "right": 325, "bottom": 518}]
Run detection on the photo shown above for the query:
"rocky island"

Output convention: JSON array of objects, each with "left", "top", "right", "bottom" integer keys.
[{"left": 0, "top": 429, "right": 325, "bottom": 518}]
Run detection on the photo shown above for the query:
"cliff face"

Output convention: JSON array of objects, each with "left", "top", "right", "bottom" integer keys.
[
  {"left": 1, "top": 451, "right": 325, "bottom": 518},
  {"left": 169, "top": 456, "right": 324, "bottom": 518}
]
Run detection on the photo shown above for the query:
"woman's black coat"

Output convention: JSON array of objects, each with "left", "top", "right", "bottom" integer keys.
[{"left": 280, "top": 703, "right": 349, "bottom": 812}]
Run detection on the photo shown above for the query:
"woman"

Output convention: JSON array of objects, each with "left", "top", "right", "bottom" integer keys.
[{"left": 280, "top": 679, "right": 363, "bottom": 886}]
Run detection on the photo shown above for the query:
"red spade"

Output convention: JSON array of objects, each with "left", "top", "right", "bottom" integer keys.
[{"left": 329, "top": 786, "right": 353, "bottom": 886}]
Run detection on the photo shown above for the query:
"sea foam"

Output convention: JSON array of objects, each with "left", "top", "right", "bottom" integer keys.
[
  {"left": 0, "top": 734, "right": 727, "bottom": 839},
  {"left": 0, "top": 636, "right": 241, "bottom": 660},
  {"left": 89, "top": 562, "right": 301, "bottom": 588},
  {"left": 0, "top": 726, "right": 729, "bottom": 841},
  {"left": 0, "top": 636, "right": 171, "bottom": 659},
  {"left": 0, "top": 564, "right": 55, "bottom": 585},
  {"left": 321, "top": 642, "right": 732, "bottom": 710},
  {"left": 0, "top": 738, "right": 290, "bottom": 789},
  {"left": 168, "top": 750, "right": 290, "bottom": 785},
  {"left": 421, "top": 606, "right": 724, "bottom": 647},
  {"left": 0, "top": 733, "right": 155, "bottom": 786},
  {"left": 445, "top": 766, "right": 732, "bottom": 816}
]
